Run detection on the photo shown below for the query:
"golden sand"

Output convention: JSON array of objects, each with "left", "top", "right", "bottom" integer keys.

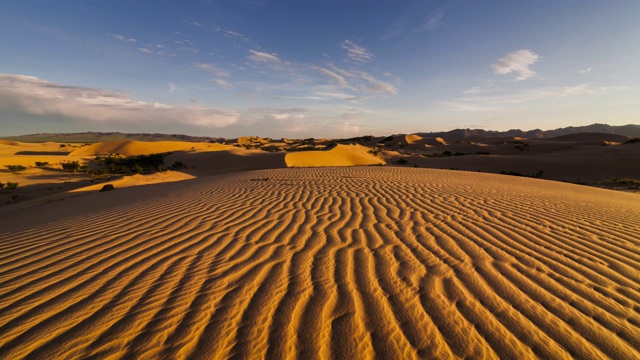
[{"left": 0, "top": 167, "right": 638, "bottom": 359}]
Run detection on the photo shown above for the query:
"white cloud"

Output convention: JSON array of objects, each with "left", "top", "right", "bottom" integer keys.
[
  {"left": 109, "top": 34, "right": 136, "bottom": 43},
  {"left": 247, "top": 50, "right": 281, "bottom": 63},
  {"left": 0, "top": 73, "right": 238, "bottom": 128},
  {"left": 579, "top": 67, "right": 592, "bottom": 74},
  {"left": 341, "top": 40, "right": 374, "bottom": 63},
  {"left": 491, "top": 49, "right": 540, "bottom": 81}
]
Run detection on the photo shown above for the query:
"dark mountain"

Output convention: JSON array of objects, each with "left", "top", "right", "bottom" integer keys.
[
  {"left": 1, "top": 131, "right": 220, "bottom": 143},
  {"left": 417, "top": 123, "right": 640, "bottom": 140}
]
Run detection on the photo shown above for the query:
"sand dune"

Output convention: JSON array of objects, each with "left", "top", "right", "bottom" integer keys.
[
  {"left": 0, "top": 167, "right": 638, "bottom": 359},
  {"left": 69, "top": 140, "right": 232, "bottom": 156},
  {"left": 285, "top": 144, "right": 384, "bottom": 167}
]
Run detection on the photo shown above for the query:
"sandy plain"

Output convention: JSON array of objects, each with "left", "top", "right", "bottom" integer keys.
[{"left": 0, "top": 136, "right": 639, "bottom": 359}]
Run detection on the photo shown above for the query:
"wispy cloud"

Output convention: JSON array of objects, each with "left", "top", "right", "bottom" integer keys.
[
  {"left": 109, "top": 34, "right": 136, "bottom": 43},
  {"left": 414, "top": 9, "right": 444, "bottom": 32},
  {"left": 247, "top": 49, "right": 281, "bottom": 63},
  {"left": 380, "top": 16, "right": 408, "bottom": 41},
  {"left": 0, "top": 73, "right": 238, "bottom": 127},
  {"left": 491, "top": 49, "right": 540, "bottom": 81},
  {"left": 579, "top": 67, "right": 592, "bottom": 74},
  {"left": 137, "top": 47, "right": 154, "bottom": 54},
  {"left": 341, "top": 40, "right": 373, "bottom": 63},
  {"left": 312, "top": 67, "right": 348, "bottom": 87},
  {"left": 193, "top": 63, "right": 231, "bottom": 77},
  {"left": 181, "top": 19, "right": 203, "bottom": 27},
  {"left": 315, "top": 65, "right": 399, "bottom": 96},
  {"left": 211, "top": 79, "right": 234, "bottom": 89},
  {"left": 224, "top": 31, "right": 251, "bottom": 43},
  {"left": 443, "top": 83, "right": 616, "bottom": 111}
]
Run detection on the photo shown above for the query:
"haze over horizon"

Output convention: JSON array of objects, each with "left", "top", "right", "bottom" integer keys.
[{"left": 1, "top": 0, "right": 638, "bottom": 138}]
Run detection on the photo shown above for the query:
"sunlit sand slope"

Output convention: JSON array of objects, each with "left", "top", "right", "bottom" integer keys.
[
  {"left": 69, "top": 140, "right": 231, "bottom": 156},
  {"left": 0, "top": 167, "right": 639, "bottom": 359},
  {"left": 285, "top": 144, "right": 384, "bottom": 167}
]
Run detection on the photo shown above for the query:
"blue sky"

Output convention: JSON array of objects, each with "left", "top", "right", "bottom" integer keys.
[{"left": 1, "top": 0, "right": 638, "bottom": 138}]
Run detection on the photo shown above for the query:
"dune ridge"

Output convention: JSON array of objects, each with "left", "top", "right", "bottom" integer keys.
[
  {"left": 68, "top": 140, "right": 232, "bottom": 157},
  {"left": 0, "top": 167, "right": 639, "bottom": 359}
]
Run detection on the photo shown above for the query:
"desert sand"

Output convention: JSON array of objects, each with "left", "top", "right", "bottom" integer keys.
[
  {"left": 0, "top": 136, "right": 639, "bottom": 359},
  {"left": 0, "top": 166, "right": 639, "bottom": 359}
]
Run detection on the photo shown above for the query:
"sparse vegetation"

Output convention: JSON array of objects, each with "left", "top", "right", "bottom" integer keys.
[
  {"left": 6, "top": 182, "right": 18, "bottom": 189},
  {"left": 93, "top": 153, "right": 165, "bottom": 174},
  {"left": 171, "top": 161, "right": 185, "bottom": 169},
  {"left": 499, "top": 170, "right": 544, "bottom": 179},
  {"left": 61, "top": 161, "right": 81, "bottom": 172},
  {"left": 598, "top": 178, "right": 640, "bottom": 189},
  {"left": 6, "top": 165, "right": 27, "bottom": 173},
  {"left": 395, "top": 158, "right": 408, "bottom": 165},
  {"left": 35, "top": 161, "right": 50, "bottom": 167}
]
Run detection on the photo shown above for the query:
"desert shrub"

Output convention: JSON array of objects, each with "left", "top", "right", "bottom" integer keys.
[
  {"left": 87, "top": 168, "right": 107, "bottom": 177},
  {"left": 94, "top": 153, "right": 165, "bottom": 174},
  {"left": 172, "top": 161, "right": 185, "bottom": 169},
  {"left": 0, "top": 183, "right": 4, "bottom": 189},
  {"left": 453, "top": 152, "right": 466, "bottom": 156},
  {"left": 6, "top": 165, "right": 27, "bottom": 173},
  {"left": 6, "top": 182, "right": 18, "bottom": 189},
  {"left": 499, "top": 170, "right": 544, "bottom": 179},
  {"left": 61, "top": 161, "right": 81, "bottom": 172},
  {"left": 442, "top": 151, "right": 452, "bottom": 157},
  {"left": 35, "top": 161, "right": 50, "bottom": 167},
  {"left": 476, "top": 152, "right": 490, "bottom": 155},
  {"left": 395, "top": 158, "right": 408, "bottom": 165}
]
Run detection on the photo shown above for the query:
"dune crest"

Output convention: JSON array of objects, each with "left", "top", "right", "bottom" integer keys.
[
  {"left": 68, "top": 140, "right": 232, "bottom": 156},
  {"left": 0, "top": 167, "right": 638, "bottom": 359},
  {"left": 285, "top": 144, "right": 384, "bottom": 167}
]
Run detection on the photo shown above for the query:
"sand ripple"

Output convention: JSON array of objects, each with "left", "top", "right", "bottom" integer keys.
[{"left": 0, "top": 167, "right": 639, "bottom": 359}]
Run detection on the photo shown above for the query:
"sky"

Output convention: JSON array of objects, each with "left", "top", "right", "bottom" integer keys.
[{"left": 1, "top": 0, "right": 639, "bottom": 138}]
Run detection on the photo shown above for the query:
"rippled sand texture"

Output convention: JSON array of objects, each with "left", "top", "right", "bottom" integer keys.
[{"left": 0, "top": 167, "right": 639, "bottom": 359}]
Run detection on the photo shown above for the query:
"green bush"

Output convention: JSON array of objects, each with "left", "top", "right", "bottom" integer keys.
[
  {"left": 6, "top": 182, "right": 18, "bottom": 189},
  {"left": 6, "top": 165, "right": 27, "bottom": 173}
]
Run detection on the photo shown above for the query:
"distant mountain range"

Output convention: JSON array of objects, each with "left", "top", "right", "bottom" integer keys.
[
  {"left": 416, "top": 123, "right": 640, "bottom": 141},
  {"left": 2, "top": 123, "right": 639, "bottom": 143},
  {"left": 0, "top": 132, "right": 223, "bottom": 143}
]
